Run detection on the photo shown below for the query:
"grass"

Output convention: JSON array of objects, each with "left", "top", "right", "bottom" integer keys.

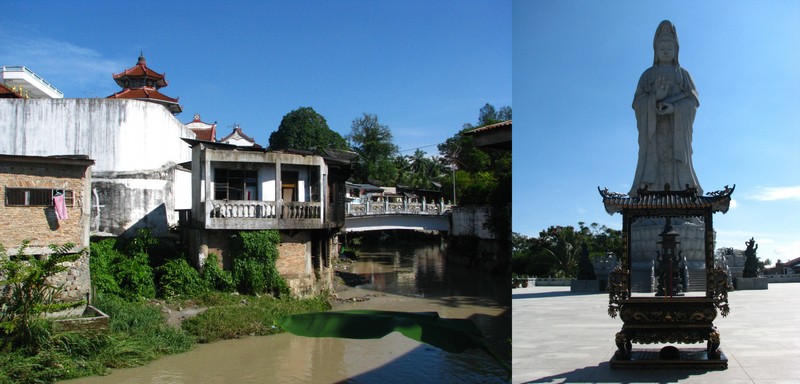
[
  {"left": 182, "top": 292, "right": 331, "bottom": 342},
  {"left": 0, "top": 292, "right": 331, "bottom": 384}
]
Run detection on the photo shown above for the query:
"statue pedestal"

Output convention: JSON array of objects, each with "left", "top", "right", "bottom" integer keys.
[
  {"left": 733, "top": 277, "right": 768, "bottom": 290},
  {"left": 630, "top": 217, "right": 707, "bottom": 293},
  {"left": 570, "top": 279, "right": 601, "bottom": 293}
]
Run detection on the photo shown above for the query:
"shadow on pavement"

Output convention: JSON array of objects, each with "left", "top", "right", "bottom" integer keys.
[
  {"left": 522, "top": 361, "right": 717, "bottom": 383},
  {"left": 512, "top": 290, "right": 604, "bottom": 300}
]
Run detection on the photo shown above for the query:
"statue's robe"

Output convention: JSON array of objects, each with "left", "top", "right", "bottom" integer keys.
[{"left": 630, "top": 65, "right": 702, "bottom": 196}]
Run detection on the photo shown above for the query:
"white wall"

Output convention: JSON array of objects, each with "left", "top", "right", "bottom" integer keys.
[{"left": 0, "top": 98, "right": 194, "bottom": 171}]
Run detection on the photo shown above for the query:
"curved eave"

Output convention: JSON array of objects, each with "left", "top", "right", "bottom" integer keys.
[{"left": 598, "top": 185, "right": 735, "bottom": 216}]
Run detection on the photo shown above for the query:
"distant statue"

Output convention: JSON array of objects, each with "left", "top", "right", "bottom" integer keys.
[
  {"left": 742, "top": 237, "right": 759, "bottom": 278},
  {"left": 630, "top": 20, "right": 702, "bottom": 196}
]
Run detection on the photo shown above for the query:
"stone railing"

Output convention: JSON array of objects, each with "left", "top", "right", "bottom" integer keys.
[
  {"left": 283, "top": 201, "right": 321, "bottom": 219},
  {"left": 346, "top": 197, "right": 451, "bottom": 216},
  {"left": 763, "top": 274, "right": 800, "bottom": 283},
  {"left": 209, "top": 200, "right": 278, "bottom": 219},
  {"left": 208, "top": 200, "right": 321, "bottom": 220}
]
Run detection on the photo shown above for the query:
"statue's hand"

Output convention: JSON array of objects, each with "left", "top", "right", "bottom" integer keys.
[{"left": 656, "top": 102, "right": 674, "bottom": 115}]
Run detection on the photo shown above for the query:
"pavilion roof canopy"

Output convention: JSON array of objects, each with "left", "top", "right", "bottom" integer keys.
[{"left": 599, "top": 185, "right": 735, "bottom": 216}]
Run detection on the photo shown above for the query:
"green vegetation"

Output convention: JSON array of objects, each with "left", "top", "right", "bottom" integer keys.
[
  {"left": 0, "top": 230, "right": 332, "bottom": 383},
  {"left": 0, "top": 241, "right": 83, "bottom": 350},
  {"left": 348, "top": 113, "right": 400, "bottom": 186},
  {"left": 268, "top": 106, "right": 349, "bottom": 151},
  {"left": 89, "top": 230, "right": 157, "bottom": 301},
  {"left": 183, "top": 293, "right": 330, "bottom": 343},
  {"left": 513, "top": 222, "right": 623, "bottom": 278},
  {"left": 230, "top": 230, "right": 289, "bottom": 296},
  {"left": 156, "top": 258, "right": 208, "bottom": 298}
]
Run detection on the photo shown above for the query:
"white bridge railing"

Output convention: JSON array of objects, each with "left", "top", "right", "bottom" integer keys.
[
  {"left": 346, "top": 197, "right": 451, "bottom": 216},
  {"left": 208, "top": 200, "right": 321, "bottom": 220}
]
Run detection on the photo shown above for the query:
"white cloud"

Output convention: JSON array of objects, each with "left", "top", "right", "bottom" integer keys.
[
  {"left": 749, "top": 186, "right": 800, "bottom": 201},
  {"left": 729, "top": 198, "right": 738, "bottom": 209},
  {"left": 1, "top": 33, "right": 125, "bottom": 97}
]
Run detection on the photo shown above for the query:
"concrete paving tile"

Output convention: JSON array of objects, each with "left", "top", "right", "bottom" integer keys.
[{"left": 513, "top": 284, "right": 800, "bottom": 383}]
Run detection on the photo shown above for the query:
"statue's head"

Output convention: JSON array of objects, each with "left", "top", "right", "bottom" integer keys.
[{"left": 653, "top": 20, "right": 679, "bottom": 66}]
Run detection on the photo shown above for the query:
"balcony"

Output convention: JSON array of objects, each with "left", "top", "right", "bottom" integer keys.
[{"left": 204, "top": 200, "right": 324, "bottom": 230}]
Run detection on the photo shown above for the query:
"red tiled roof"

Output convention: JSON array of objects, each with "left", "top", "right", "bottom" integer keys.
[
  {"left": 107, "top": 87, "right": 182, "bottom": 114},
  {"left": 0, "top": 83, "right": 23, "bottom": 98},
  {"left": 190, "top": 128, "right": 216, "bottom": 141},
  {"left": 108, "top": 87, "right": 178, "bottom": 103},
  {"left": 112, "top": 54, "right": 168, "bottom": 88}
]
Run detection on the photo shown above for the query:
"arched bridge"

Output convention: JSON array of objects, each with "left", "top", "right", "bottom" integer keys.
[{"left": 344, "top": 199, "right": 452, "bottom": 233}]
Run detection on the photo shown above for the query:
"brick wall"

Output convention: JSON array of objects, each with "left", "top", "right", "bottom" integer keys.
[
  {"left": 277, "top": 231, "right": 310, "bottom": 277},
  {"left": 0, "top": 159, "right": 91, "bottom": 252}
]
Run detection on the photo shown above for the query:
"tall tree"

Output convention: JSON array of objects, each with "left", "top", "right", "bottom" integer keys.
[
  {"left": 348, "top": 113, "right": 398, "bottom": 185},
  {"left": 268, "top": 107, "right": 349, "bottom": 151}
]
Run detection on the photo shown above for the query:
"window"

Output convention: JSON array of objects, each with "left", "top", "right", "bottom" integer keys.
[
  {"left": 213, "top": 169, "right": 258, "bottom": 200},
  {"left": 4, "top": 188, "right": 73, "bottom": 207}
]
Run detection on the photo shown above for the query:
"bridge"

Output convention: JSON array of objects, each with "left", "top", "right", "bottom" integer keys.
[{"left": 344, "top": 198, "right": 452, "bottom": 233}]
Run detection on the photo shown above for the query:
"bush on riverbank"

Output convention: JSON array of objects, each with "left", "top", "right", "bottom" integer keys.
[
  {"left": 0, "top": 293, "right": 194, "bottom": 383},
  {"left": 182, "top": 292, "right": 330, "bottom": 343},
  {"left": 0, "top": 291, "right": 332, "bottom": 383},
  {"left": 0, "top": 229, "right": 331, "bottom": 383}
]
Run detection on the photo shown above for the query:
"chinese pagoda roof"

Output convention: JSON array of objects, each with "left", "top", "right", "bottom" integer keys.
[
  {"left": 599, "top": 185, "right": 735, "bottom": 216},
  {"left": 112, "top": 53, "right": 168, "bottom": 88},
  {"left": 107, "top": 87, "right": 182, "bottom": 114}
]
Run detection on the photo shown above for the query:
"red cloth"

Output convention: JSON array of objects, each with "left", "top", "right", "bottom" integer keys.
[{"left": 53, "top": 194, "right": 68, "bottom": 220}]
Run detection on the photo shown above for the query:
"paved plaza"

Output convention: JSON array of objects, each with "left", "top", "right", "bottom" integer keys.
[{"left": 513, "top": 283, "right": 800, "bottom": 383}]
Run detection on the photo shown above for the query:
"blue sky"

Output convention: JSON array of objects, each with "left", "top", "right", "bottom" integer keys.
[
  {"left": 514, "top": 1, "right": 800, "bottom": 262},
  {"left": 1, "top": 1, "right": 510, "bottom": 156}
]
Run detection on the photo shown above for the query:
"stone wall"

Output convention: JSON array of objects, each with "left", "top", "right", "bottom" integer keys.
[
  {"left": 451, "top": 205, "right": 494, "bottom": 239},
  {"left": 47, "top": 251, "right": 91, "bottom": 303}
]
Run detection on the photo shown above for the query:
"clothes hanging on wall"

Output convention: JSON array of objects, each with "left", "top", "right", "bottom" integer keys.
[{"left": 53, "top": 193, "right": 69, "bottom": 220}]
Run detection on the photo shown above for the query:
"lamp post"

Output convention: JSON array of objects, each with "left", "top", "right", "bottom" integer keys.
[{"left": 450, "top": 162, "right": 457, "bottom": 205}]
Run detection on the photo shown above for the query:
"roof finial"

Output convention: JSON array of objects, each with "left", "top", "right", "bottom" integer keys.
[{"left": 138, "top": 51, "right": 146, "bottom": 64}]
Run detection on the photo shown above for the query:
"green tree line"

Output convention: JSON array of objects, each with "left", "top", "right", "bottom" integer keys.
[
  {"left": 266, "top": 103, "right": 511, "bottom": 207},
  {"left": 513, "top": 222, "right": 623, "bottom": 278}
]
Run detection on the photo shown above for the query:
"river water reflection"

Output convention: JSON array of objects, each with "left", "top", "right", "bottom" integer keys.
[{"left": 64, "top": 242, "right": 510, "bottom": 383}]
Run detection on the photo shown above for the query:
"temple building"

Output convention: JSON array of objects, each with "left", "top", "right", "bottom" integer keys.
[
  {"left": 186, "top": 114, "right": 217, "bottom": 142},
  {"left": 107, "top": 53, "right": 182, "bottom": 115},
  {"left": 219, "top": 124, "right": 260, "bottom": 147}
]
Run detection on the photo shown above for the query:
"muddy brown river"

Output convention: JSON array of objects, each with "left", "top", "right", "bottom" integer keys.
[{"left": 63, "top": 242, "right": 510, "bottom": 383}]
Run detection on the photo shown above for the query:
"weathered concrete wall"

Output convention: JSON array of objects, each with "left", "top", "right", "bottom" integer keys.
[
  {"left": 0, "top": 99, "right": 194, "bottom": 172},
  {"left": 0, "top": 99, "right": 196, "bottom": 236},
  {"left": 451, "top": 206, "right": 494, "bottom": 239},
  {"left": 92, "top": 164, "right": 179, "bottom": 237}
]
